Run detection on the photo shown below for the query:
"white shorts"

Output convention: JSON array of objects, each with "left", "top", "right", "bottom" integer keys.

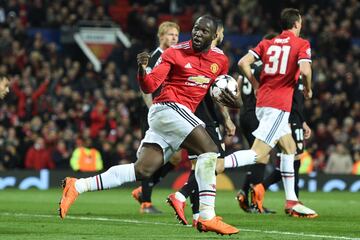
[
  {"left": 137, "top": 102, "right": 205, "bottom": 163},
  {"left": 252, "top": 107, "right": 291, "bottom": 148}
]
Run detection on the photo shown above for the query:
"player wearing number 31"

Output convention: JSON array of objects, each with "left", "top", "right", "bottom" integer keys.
[{"left": 221, "top": 8, "right": 317, "bottom": 217}]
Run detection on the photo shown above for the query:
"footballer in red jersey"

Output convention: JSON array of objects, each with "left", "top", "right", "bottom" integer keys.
[
  {"left": 58, "top": 15, "right": 239, "bottom": 236},
  {"left": 219, "top": 8, "right": 317, "bottom": 218}
]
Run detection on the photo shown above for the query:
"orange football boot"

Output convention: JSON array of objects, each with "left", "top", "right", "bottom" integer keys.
[
  {"left": 166, "top": 193, "right": 187, "bottom": 225},
  {"left": 236, "top": 190, "right": 251, "bottom": 212},
  {"left": 197, "top": 216, "right": 239, "bottom": 235},
  {"left": 250, "top": 183, "right": 265, "bottom": 213},
  {"left": 59, "top": 177, "right": 79, "bottom": 219},
  {"left": 131, "top": 186, "right": 143, "bottom": 204}
]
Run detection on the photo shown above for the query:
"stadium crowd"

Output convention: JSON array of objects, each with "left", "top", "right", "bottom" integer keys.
[{"left": 0, "top": 0, "right": 359, "bottom": 174}]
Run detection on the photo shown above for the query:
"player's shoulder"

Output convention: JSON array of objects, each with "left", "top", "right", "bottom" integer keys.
[
  {"left": 171, "top": 41, "right": 191, "bottom": 50},
  {"left": 210, "top": 47, "right": 225, "bottom": 55},
  {"left": 150, "top": 47, "right": 163, "bottom": 58},
  {"left": 291, "top": 35, "right": 310, "bottom": 48},
  {"left": 299, "top": 37, "right": 310, "bottom": 47},
  {"left": 210, "top": 47, "right": 228, "bottom": 63}
]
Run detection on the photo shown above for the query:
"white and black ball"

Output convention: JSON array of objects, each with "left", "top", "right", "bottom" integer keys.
[{"left": 210, "top": 74, "right": 238, "bottom": 100}]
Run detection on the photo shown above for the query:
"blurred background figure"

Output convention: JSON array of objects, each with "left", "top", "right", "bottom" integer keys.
[
  {"left": 24, "top": 136, "right": 54, "bottom": 170},
  {"left": 324, "top": 143, "right": 353, "bottom": 174}
]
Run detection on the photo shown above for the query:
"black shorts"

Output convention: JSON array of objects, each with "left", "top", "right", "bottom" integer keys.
[
  {"left": 188, "top": 125, "right": 225, "bottom": 160},
  {"left": 140, "top": 105, "right": 149, "bottom": 138},
  {"left": 240, "top": 111, "right": 259, "bottom": 147},
  {"left": 289, "top": 114, "right": 304, "bottom": 155}
]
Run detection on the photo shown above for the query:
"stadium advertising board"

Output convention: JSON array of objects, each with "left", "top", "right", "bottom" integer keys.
[{"left": 0, "top": 170, "right": 359, "bottom": 192}]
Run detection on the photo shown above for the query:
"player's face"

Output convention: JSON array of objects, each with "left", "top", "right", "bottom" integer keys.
[
  {"left": 191, "top": 18, "right": 216, "bottom": 52},
  {"left": 160, "top": 27, "right": 179, "bottom": 49},
  {"left": 215, "top": 27, "right": 224, "bottom": 46},
  {"left": 0, "top": 78, "right": 10, "bottom": 99},
  {"left": 295, "top": 16, "right": 302, "bottom": 36}
]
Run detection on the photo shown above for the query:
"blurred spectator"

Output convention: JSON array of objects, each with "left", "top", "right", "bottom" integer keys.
[
  {"left": 70, "top": 138, "right": 103, "bottom": 172},
  {"left": 11, "top": 77, "right": 50, "bottom": 120},
  {"left": 0, "top": 0, "right": 357, "bottom": 174},
  {"left": 24, "top": 137, "right": 54, "bottom": 170},
  {"left": 52, "top": 140, "right": 70, "bottom": 169},
  {"left": 90, "top": 99, "right": 107, "bottom": 139},
  {"left": 324, "top": 143, "right": 353, "bottom": 174},
  {"left": 0, "top": 144, "right": 19, "bottom": 170}
]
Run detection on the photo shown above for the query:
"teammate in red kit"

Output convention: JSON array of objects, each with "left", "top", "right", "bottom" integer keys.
[
  {"left": 219, "top": 8, "right": 317, "bottom": 217},
  {"left": 58, "top": 15, "right": 239, "bottom": 235}
]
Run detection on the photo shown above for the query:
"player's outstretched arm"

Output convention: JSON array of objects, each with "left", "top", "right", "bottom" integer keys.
[
  {"left": 238, "top": 53, "right": 258, "bottom": 90},
  {"left": 216, "top": 103, "right": 236, "bottom": 136},
  {"left": 300, "top": 61, "right": 312, "bottom": 99}
]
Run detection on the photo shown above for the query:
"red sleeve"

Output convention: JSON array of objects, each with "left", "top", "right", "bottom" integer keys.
[
  {"left": 137, "top": 48, "right": 174, "bottom": 93},
  {"left": 297, "top": 40, "right": 312, "bottom": 64},
  {"left": 249, "top": 40, "right": 265, "bottom": 60},
  {"left": 11, "top": 81, "right": 24, "bottom": 97}
]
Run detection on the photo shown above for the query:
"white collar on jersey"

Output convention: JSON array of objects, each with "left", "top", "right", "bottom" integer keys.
[{"left": 156, "top": 47, "right": 164, "bottom": 53}]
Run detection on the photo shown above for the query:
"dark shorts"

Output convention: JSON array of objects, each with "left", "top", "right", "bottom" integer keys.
[
  {"left": 188, "top": 124, "right": 225, "bottom": 160},
  {"left": 140, "top": 105, "right": 149, "bottom": 138},
  {"left": 240, "top": 111, "right": 259, "bottom": 147},
  {"left": 289, "top": 114, "right": 304, "bottom": 155}
]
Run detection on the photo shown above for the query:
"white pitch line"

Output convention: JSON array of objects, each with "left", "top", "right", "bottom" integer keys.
[{"left": 1, "top": 212, "right": 359, "bottom": 240}]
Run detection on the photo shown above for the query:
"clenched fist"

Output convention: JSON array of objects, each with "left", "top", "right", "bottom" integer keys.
[{"left": 137, "top": 52, "right": 150, "bottom": 69}]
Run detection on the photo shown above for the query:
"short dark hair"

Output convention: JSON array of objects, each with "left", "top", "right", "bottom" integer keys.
[
  {"left": 198, "top": 15, "right": 218, "bottom": 34},
  {"left": 263, "top": 33, "right": 278, "bottom": 40},
  {"left": 280, "top": 8, "right": 301, "bottom": 30}
]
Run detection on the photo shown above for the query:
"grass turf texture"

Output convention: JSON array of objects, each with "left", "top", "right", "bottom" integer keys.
[{"left": 0, "top": 189, "right": 359, "bottom": 240}]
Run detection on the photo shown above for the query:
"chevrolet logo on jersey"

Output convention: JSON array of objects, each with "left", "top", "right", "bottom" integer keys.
[{"left": 188, "top": 76, "right": 211, "bottom": 85}]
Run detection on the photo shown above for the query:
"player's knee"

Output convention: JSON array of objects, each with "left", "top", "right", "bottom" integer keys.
[
  {"left": 206, "top": 141, "right": 218, "bottom": 154},
  {"left": 283, "top": 142, "right": 296, "bottom": 155},
  {"left": 134, "top": 165, "right": 154, "bottom": 179}
]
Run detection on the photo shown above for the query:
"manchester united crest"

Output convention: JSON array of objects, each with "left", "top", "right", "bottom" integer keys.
[{"left": 210, "top": 63, "right": 219, "bottom": 73}]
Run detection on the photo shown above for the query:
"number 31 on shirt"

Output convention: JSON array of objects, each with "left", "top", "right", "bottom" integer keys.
[{"left": 264, "top": 45, "right": 291, "bottom": 74}]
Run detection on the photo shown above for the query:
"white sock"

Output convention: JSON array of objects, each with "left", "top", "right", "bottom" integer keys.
[
  {"left": 195, "top": 152, "right": 217, "bottom": 220},
  {"left": 75, "top": 164, "right": 136, "bottom": 194},
  {"left": 193, "top": 213, "right": 199, "bottom": 221},
  {"left": 175, "top": 191, "right": 186, "bottom": 202},
  {"left": 224, "top": 150, "right": 257, "bottom": 168},
  {"left": 280, "top": 154, "right": 298, "bottom": 201}
]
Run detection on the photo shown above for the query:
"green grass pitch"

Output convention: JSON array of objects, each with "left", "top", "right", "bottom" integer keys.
[{"left": 0, "top": 188, "right": 359, "bottom": 239}]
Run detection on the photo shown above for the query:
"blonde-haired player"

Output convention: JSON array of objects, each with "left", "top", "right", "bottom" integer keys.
[{"left": 131, "top": 21, "right": 180, "bottom": 214}]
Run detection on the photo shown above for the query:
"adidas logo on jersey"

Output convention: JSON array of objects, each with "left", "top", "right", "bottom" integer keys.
[{"left": 185, "top": 63, "right": 192, "bottom": 69}]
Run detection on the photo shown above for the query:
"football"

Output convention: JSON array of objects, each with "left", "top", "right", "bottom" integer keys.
[{"left": 210, "top": 74, "right": 238, "bottom": 100}]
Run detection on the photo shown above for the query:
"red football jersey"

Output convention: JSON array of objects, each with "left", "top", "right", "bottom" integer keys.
[
  {"left": 138, "top": 41, "right": 229, "bottom": 112},
  {"left": 249, "top": 30, "right": 311, "bottom": 112}
]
